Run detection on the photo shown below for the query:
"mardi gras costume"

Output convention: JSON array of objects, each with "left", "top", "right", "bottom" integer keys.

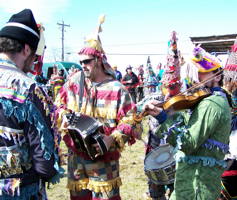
[
  {"left": 219, "top": 37, "right": 237, "bottom": 200},
  {"left": 55, "top": 15, "right": 142, "bottom": 200},
  {"left": 161, "top": 31, "right": 181, "bottom": 97},
  {"left": 144, "top": 63, "right": 159, "bottom": 94},
  {"left": 49, "top": 73, "right": 65, "bottom": 101},
  {"left": 155, "top": 47, "right": 231, "bottom": 200},
  {"left": 143, "top": 32, "right": 182, "bottom": 200},
  {"left": 0, "top": 9, "right": 63, "bottom": 199}
]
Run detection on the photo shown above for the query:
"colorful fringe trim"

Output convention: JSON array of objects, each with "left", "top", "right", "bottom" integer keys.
[
  {"left": 67, "top": 177, "right": 122, "bottom": 193},
  {"left": 110, "top": 131, "right": 127, "bottom": 152},
  {"left": 176, "top": 155, "right": 227, "bottom": 168}
]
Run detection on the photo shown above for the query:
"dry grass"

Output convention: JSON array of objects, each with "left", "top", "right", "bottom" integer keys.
[{"left": 47, "top": 119, "right": 150, "bottom": 200}]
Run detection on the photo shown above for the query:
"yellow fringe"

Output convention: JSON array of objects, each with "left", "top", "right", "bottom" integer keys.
[
  {"left": 87, "top": 177, "right": 122, "bottom": 193},
  {"left": 67, "top": 177, "right": 122, "bottom": 193},
  {"left": 67, "top": 178, "right": 89, "bottom": 191},
  {"left": 34, "top": 86, "right": 50, "bottom": 116},
  {"left": 111, "top": 131, "right": 127, "bottom": 152}
]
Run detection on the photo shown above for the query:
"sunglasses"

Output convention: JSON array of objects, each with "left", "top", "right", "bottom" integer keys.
[{"left": 79, "top": 58, "right": 95, "bottom": 65}]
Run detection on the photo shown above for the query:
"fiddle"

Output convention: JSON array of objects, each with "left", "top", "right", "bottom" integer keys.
[
  {"left": 161, "top": 88, "right": 211, "bottom": 111},
  {"left": 134, "top": 69, "right": 223, "bottom": 122},
  {"left": 133, "top": 88, "right": 211, "bottom": 122}
]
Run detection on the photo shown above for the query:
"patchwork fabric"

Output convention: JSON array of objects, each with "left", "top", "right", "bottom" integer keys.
[{"left": 68, "top": 153, "right": 121, "bottom": 199}]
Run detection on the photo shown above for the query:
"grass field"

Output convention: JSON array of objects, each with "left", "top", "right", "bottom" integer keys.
[{"left": 47, "top": 120, "right": 150, "bottom": 200}]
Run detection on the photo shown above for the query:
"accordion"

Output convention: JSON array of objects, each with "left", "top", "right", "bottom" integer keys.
[{"left": 66, "top": 112, "right": 108, "bottom": 160}]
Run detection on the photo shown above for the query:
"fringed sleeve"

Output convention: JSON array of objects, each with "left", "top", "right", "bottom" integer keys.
[{"left": 110, "top": 88, "right": 142, "bottom": 151}]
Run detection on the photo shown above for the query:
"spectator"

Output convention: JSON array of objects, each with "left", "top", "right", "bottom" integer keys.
[
  {"left": 112, "top": 65, "right": 122, "bottom": 81},
  {"left": 121, "top": 65, "right": 139, "bottom": 103}
]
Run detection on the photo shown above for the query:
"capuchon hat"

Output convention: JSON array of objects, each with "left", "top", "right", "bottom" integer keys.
[
  {"left": 161, "top": 31, "right": 181, "bottom": 87},
  {"left": 223, "top": 37, "right": 237, "bottom": 84},
  {"left": 78, "top": 14, "right": 106, "bottom": 58},
  {"left": 78, "top": 15, "right": 115, "bottom": 79},
  {"left": 191, "top": 46, "right": 222, "bottom": 72},
  {"left": 0, "top": 9, "right": 40, "bottom": 50}
]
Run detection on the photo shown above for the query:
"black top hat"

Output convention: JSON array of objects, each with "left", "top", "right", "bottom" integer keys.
[{"left": 0, "top": 9, "right": 40, "bottom": 50}]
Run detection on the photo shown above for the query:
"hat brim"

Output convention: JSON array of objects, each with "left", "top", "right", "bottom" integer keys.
[{"left": 0, "top": 26, "right": 39, "bottom": 50}]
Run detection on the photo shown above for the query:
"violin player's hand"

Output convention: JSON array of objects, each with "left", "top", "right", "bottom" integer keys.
[{"left": 144, "top": 100, "right": 163, "bottom": 117}]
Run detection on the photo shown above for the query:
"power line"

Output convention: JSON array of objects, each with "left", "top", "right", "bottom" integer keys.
[
  {"left": 103, "top": 39, "right": 191, "bottom": 47},
  {"left": 107, "top": 53, "right": 167, "bottom": 55},
  {"left": 57, "top": 20, "right": 70, "bottom": 61},
  {"left": 106, "top": 53, "right": 189, "bottom": 55}
]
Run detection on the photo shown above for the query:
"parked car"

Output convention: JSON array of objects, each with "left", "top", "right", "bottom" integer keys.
[{"left": 42, "top": 61, "right": 82, "bottom": 80}]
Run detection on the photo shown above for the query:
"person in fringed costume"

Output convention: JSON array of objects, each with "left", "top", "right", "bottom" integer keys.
[
  {"left": 55, "top": 15, "right": 143, "bottom": 200},
  {"left": 145, "top": 62, "right": 159, "bottom": 94},
  {"left": 155, "top": 62, "right": 164, "bottom": 92},
  {"left": 144, "top": 31, "right": 182, "bottom": 200},
  {"left": 0, "top": 9, "right": 63, "bottom": 199},
  {"left": 218, "top": 37, "right": 237, "bottom": 200},
  {"left": 150, "top": 46, "right": 232, "bottom": 200},
  {"left": 161, "top": 31, "right": 181, "bottom": 100},
  {"left": 49, "top": 68, "right": 65, "bottom": 101}
]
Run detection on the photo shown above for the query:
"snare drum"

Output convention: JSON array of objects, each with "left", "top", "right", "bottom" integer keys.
[{"left": 144, "top": 144, "right": 176, "bottom": 185}]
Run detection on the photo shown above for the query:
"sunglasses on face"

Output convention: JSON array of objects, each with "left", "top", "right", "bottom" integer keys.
[{"left": 79, "top": 58, "right": 95, "bottom": 65}]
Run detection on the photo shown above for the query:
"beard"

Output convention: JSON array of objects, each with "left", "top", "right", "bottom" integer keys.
[{"left": 22, "top": 54, "right": 35, "bottom": 73}]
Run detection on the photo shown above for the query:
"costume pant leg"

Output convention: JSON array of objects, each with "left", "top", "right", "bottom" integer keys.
[
  {"left": 163, "top": 183, "right": 174, "bottom": 199},
  {"left": 68, "top": 152, "right": 121, "bottom": 200},
  {"left": 92, "top": 188, "right": 121, "bottom": 200},
  {"left": 70, "top": 190, "right": 92, "bottom": 200},
  {"left": 67, "top": 153, "right": 91, "bottom": 200},
  {"left": 148, "top": 181, "right": 166, "bottom": 200},
  {"left": 138, "top": 87, "right": 144, "bottom": 102},
  {"left": 85, "top": 159, "right": 121, "bottom": 200}
]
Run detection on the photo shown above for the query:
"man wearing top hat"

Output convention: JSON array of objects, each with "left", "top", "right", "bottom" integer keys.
[{"left": 0, "top": 9, "right": 62, "bottom": 199}]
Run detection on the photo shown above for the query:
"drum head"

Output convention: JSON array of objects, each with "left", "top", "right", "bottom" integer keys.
[{"left": 145, "top": 144, "right": 175, "bottom": 170}]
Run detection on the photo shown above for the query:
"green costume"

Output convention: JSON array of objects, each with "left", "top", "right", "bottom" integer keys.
[{"left": 156, "top": 90, "right": 231, "bottom": 200}]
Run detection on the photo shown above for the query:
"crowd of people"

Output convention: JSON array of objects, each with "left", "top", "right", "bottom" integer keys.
[{"left": 0, "top": 8, "right": 237, "bottom": 200}]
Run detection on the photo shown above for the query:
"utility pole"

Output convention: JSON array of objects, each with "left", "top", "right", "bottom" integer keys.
[{"left": 57, "top": 20, "right": 70, "bottom": 61}]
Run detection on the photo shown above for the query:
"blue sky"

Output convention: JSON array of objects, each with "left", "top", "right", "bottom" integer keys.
[{"left": 1, "top": 0, "right": 237, "bottom": 72}]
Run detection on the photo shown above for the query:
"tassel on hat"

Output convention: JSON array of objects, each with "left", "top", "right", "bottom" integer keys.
[
  {"left": 79, "top": 14, "right": 106, "bottom": 58},
  {"left": 35, "top": 23, "right": 45, "bottom": 56},
  {"left": 78, "top": 15, "right": 115, "bottom": 79}
]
